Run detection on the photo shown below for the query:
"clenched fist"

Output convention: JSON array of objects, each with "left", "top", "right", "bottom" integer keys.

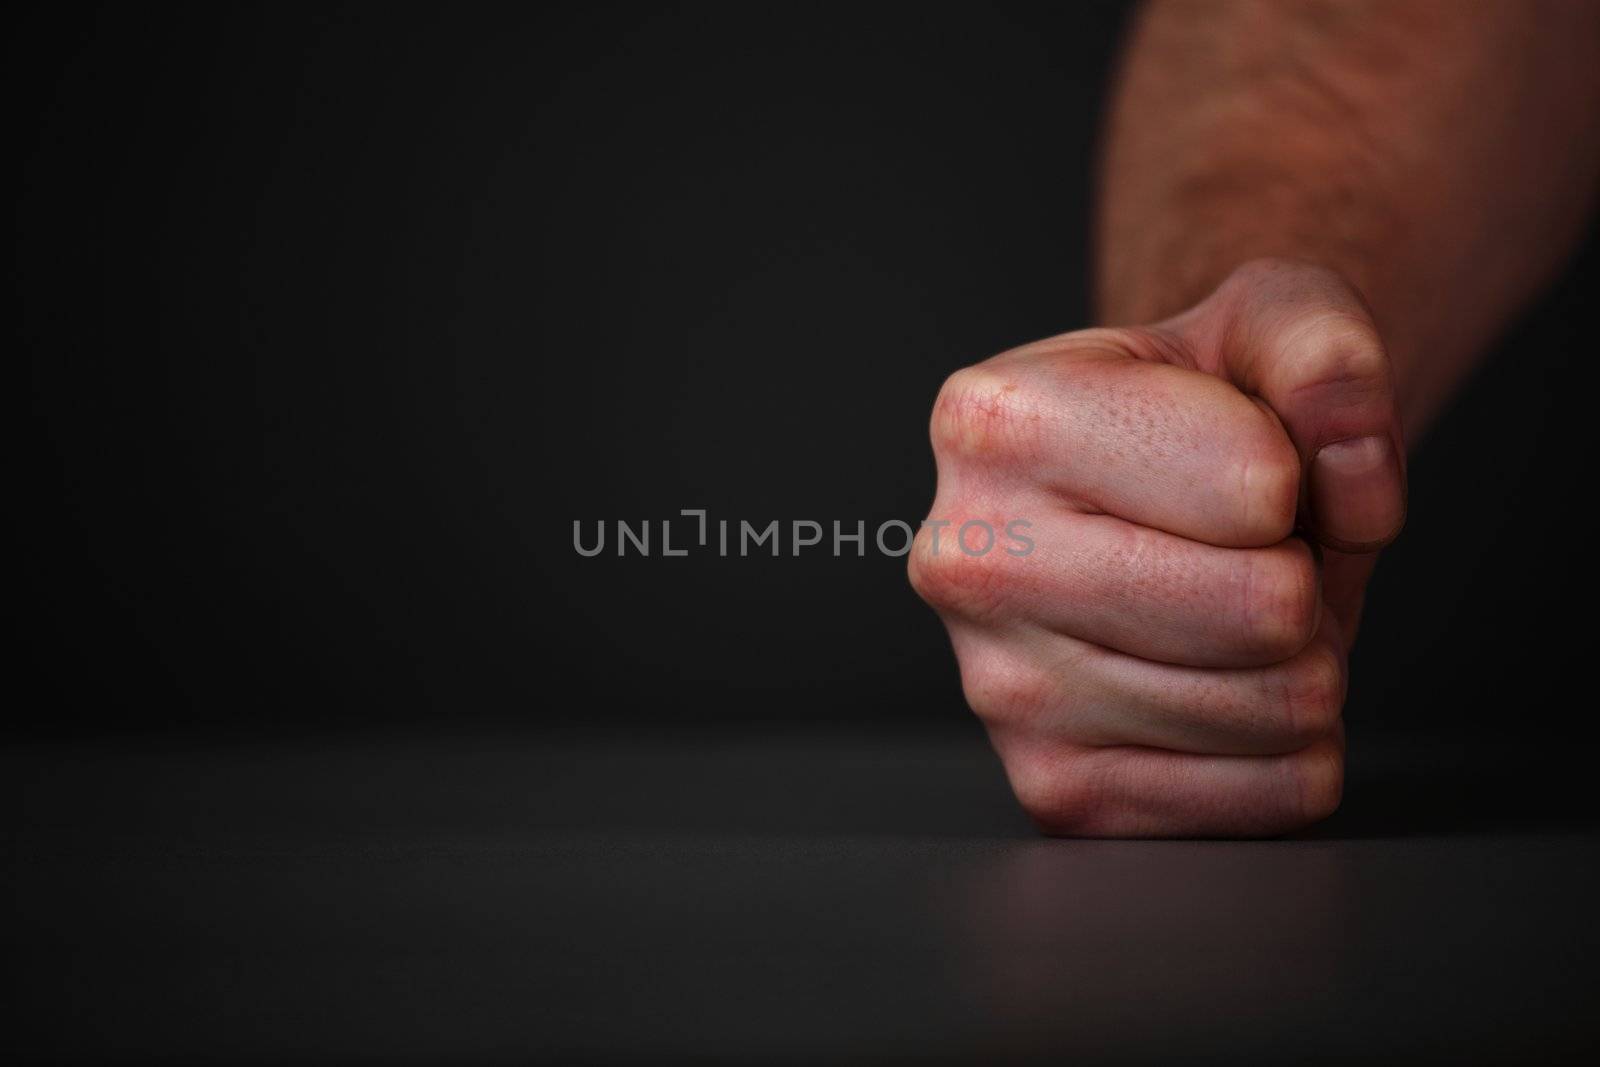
[{"left": 910, "top": 260, "right": 1406, "bottom": 837}]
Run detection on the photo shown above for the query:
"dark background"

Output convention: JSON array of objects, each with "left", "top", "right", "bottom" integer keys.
[
  {"left": 15, "top": 1, "right": 1596, "bottom": 739},
  {"left": 12, "top": 6, "right": 1600, "bottom": 1063}
]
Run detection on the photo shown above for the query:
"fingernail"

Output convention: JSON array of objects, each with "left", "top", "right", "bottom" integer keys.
[{"left": 1309, "top": 435, "right": 1406, "bottom": 550}]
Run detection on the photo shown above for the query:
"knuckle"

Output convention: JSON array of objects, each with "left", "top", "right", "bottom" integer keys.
[
  {"left": 1220, "top": 258, "right": 1359, "bottom": 319},
  {"left": 1227, "top": 256, "right": 1330, "bottom": 289},
  {"left": 1237, "top": 545, "right": 1320, "bottom": 660},
  {"left": 929, "top": 364, "right": 1040, "bottom": 462},
  {"left": 1222, "top": 259, "right": 1394, "bottom": 396},
  {"left": 1293, "top": 742, "right": 1345, "bottom": 825},
  {"left": 1011, "top": 753, "right": 1109, "bottom": 836},
  {"left": 907, "top": 521, "right": 1016, "bottom": 621},
  {"left": 959, "top": 653, "right": 1055, "bottom": 729},
  {"left": 1236, "top": 438, "right": 1301, "bottom": 542},
  {"left": 1279, "top": 309, "right": 1392, "bottom": 398},
  {"left": 1305, "top": 318, "right": 1387, "bottom": 386},
  {"left": 1281, "top": 643, "right": 1346, "bottom": 743}
]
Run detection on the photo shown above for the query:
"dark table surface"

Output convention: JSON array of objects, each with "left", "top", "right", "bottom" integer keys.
[{"left": 6, "top": 721, "right": 1598, "bottom": 1063}]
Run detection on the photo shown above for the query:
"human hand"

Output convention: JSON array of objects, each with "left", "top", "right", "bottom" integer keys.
[{"left": 910, "top": 259, "right": 1406, "bottom": 836}]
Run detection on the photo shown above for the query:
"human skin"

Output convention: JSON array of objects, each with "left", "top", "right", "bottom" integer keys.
[{"left": 910, "top": 0, "right": 1600, "bottom": 837}]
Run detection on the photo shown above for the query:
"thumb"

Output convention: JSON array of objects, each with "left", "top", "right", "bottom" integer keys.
[{"left": 1170, "top": 259, "right": 1407, "bottom": 553}]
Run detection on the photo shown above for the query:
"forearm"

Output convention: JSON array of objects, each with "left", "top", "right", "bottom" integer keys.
[{"left": 1097, "top": 0, "right": 1600, "bottom": 438}]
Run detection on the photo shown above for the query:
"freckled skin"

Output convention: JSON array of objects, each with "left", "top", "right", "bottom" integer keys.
[{"left": 910, "top": 0, "right": 1600, "bottom": 838}]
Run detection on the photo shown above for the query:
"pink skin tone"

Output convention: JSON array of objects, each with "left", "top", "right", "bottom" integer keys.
[
  {"left": 909, "top": 260, "right": 1404, "bottom": 838},
  {"left": 911, "top": 0, "right": 1600, "bottom": 837}
]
